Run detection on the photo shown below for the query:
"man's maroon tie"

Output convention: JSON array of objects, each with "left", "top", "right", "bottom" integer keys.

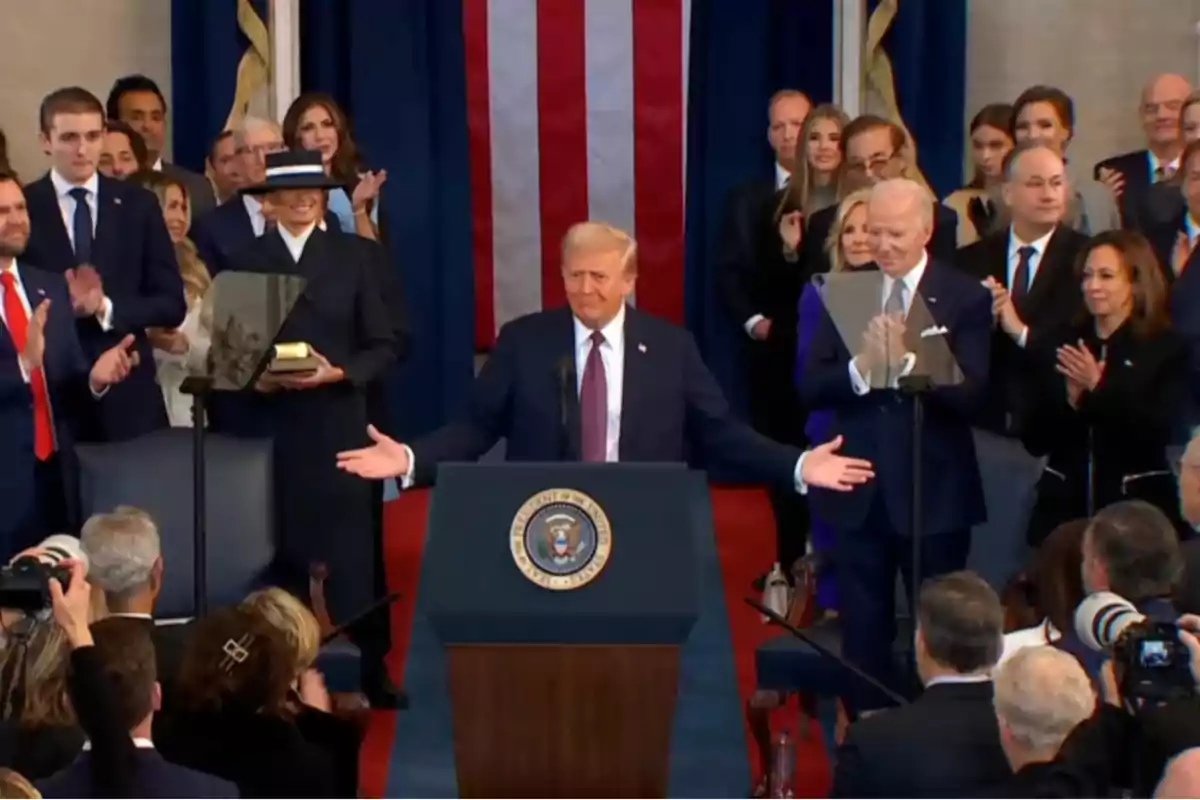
[{"left": 580, "top": 330, "right": 608, "bottom": 462}]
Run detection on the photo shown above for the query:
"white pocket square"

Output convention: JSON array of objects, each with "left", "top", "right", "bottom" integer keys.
[{"left": 920, "top": 325, "right": 949, "bottom": 338}]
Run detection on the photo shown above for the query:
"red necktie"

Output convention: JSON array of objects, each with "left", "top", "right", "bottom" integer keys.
[{"left": 1, "top": 272, "right": 54, "bottom": 460}]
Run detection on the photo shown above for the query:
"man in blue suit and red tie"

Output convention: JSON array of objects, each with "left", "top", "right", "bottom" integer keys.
[
  {"left": 22, "top": 86, "right": 185, "bottom": 442},
  {"left": 0, "top": 170, "right": 139, "bottom": 557},
  {"left": 336, "top": 221, "right": 874, "bottom": 495},
  {"left": 801, "top": 178, "right": 992, "bottom": 716}
]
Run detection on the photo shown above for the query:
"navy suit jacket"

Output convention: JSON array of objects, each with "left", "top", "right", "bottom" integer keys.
[
  {"left": 800, "top": 260, "right": 991, "bottom": 536},
  {"left": 23, "top": 173, "right": 184, "bottom": 441},
  {"left": 0, "top": 267, "right": 95, "bottom": 555},
  {"left": 1094, "top": 149, "right": 1153, "bottom": 228},
  {"left": 411, "top": 305, "right": 802, "bottom": 486},
  {"left": 1148, "top": 212, "right": 1200, "bottom": 436},
  {"left": 37, "top": 749, "right": 238, "bottom": 799}
]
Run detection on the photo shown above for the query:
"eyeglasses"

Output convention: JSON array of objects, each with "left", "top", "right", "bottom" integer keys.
[{"left": 844, "top": 153, "right": 897, "bottom": 175}]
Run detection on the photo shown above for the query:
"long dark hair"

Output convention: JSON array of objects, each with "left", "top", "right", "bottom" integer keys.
[
  {"left": 281, "top": 92, "right": 363, "bottom": 182},
  {"left": 1075, "top": 229, "right": 1171, "bottom": 339},
  {"left": 967, "top": 104, "right": 1014, "bottom": 189}
]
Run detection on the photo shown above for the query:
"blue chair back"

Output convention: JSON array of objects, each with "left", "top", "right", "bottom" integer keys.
[{"left": 968, "top": 429, "right": 1045, "bottom": 592}]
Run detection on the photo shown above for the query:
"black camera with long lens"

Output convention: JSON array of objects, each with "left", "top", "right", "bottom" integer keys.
[
  {"left": 0, "top": 545, "right": 74, "bottom": 612},
  {"left": 1075, "top": 592, "right": 1194, "bottom": 703}
]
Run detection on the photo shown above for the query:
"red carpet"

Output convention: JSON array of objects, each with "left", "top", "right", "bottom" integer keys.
[{"left": 359, "top": 486, "right": 831, "bottom": 797}]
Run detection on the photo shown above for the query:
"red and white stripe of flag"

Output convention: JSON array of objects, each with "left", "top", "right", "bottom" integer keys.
[{"left": 465, "top": 0, "right": 690, "bottom": 349}]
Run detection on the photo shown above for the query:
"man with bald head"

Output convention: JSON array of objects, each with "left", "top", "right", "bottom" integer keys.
[
  {"left": 801, "top": 178, "right": 992, "bottom": 714},
  {"left": 1095, "top": 72, "right": 1192, "bottom": 226},
  {"left": 957, "top": 141, "right": 1087, "bottom": 438}
]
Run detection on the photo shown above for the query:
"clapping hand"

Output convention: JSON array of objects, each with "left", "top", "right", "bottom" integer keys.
[
  {"left": 801, "top": 435, "right": 875, "bottom": 492},
  {"left": 1056, "top": 340, "right": 1104, "bottom": 392},
  {"left": 66, "top": 265, "right": 104, "bottom": 317},
  {"left": 336, "top": 424, "right": 410, "bottom": 479},
  {"left": 147, "top": 327, "right": 189, "bottom": 356},
  {"left": 983, "top": 277, "right": 1024, "bottom": 338},
  {"left": 1097, "top": 166, "right": 1125, "bottom": 198},
  {"left": 351, "top": 170, "right": 388, "bottom": 213},
  {"left": 778, "top": 211, "right": 803, "bottom": 253},
  {"left": 89, "top": 334, "right": 139, "bottom": 391},
  {"left": 20, "top": 299, "right": 50, "bottom": 370}
]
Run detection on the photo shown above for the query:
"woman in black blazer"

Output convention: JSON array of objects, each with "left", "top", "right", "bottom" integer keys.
[{"left": 1025, "top": 230, "right": 1189, "bottom": 544}]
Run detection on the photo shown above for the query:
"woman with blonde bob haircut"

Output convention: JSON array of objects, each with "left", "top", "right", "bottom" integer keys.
[{"left": 242, "top": 587, "right": 323, "bottom": 675}]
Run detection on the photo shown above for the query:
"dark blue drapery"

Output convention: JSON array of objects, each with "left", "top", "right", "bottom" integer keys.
[
  {"left": 684, "top": 0, "right": 834, "bottom": 413},
  {"left": 300, "top": 0, "right": 475, "bottom": 439},
  {"left": 870, "top": 0, "right": 968, "bottom": 198},
  {"left": 170, "top": 0, "right": 268, "bottom": 172}
]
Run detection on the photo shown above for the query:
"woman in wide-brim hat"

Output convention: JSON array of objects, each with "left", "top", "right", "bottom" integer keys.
[{"left": 241, "top": 149, "right": 346, "bottom": 195}]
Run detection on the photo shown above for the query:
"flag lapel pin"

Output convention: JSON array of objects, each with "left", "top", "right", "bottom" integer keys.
[{"left": 638, "top": 343, "right": 647, "bottom": 353}]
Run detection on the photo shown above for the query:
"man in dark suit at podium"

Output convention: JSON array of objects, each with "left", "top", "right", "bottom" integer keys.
[
  {"left": 336, "top": 221, "right": 875, "bottom": 494},
  {"left": 800, "top": 179, "right": 992, "bottom": 715}
]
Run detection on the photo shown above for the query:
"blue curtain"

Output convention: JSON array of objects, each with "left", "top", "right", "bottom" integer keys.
[
  {"left": 870, "top": 0, "right": 968, "bottom": 198},
  {"left": 300, "top": 0, "right": 475, "bottom": 439},
  {"left": 684, "top": 0, "right": 834, "bottom": 413},
  {"left": 169, "top": 0, "right": 267, "bottom": 172}
]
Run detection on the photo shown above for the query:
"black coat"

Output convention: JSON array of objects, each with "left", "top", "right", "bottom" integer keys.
[{"left": 222, "top": 227, "right": 398, "bottom": 619}]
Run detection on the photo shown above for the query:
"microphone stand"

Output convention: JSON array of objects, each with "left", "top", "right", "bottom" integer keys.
[
  {"left": 898, "top": 375, "right": 934, "bottom": 620},
  {"left": 180, "top": 376, "right": 213, "bottom": 617}
]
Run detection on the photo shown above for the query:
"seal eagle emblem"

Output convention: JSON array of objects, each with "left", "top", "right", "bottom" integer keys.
[{"left": 510, "top": 488, "right": 612, "bottom": 590}]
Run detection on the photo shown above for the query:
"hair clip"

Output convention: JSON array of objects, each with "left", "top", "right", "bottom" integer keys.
[{"left": 219, "top": 634, "right": 254, "bottom": 674}]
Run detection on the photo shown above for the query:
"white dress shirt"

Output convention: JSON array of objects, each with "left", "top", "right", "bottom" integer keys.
[
  {"left": 277, "top": 222, "right": 317, "bottom": 262},
  {"left": 154, "top": 295, "right": 211, "bottom": 427},
  {"left": 243, "top": 195, "right": 268, "bottom": 238},
  {"left": 924, "top": 672, "right": 992, "bottom": 688},
  {"left": 49, "top": 170, "right": 114, "bottom": 331},
  {"left": 996, "top": 619, "right": 1061, "bottom": 668},
  {"left": 573, "top": 305, "right": 626, "bottom": 462},
  {"left": 1005, "top": 226, "right": 1055, "bottom": 349},
  {"left": 848, "top": 254, "right": 927, "bottom": 394},
  {"left": 152, "top": 157, "right": 165, "bottom": 172},
  {"left": 1148, "top": 150, "right": 1181, "bottom": 181}
]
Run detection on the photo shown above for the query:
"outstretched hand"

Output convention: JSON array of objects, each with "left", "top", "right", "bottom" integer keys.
[
  {"left": 801, "top": 435, "right": 875, "bottom": 492},
  {"left": 336, "top": 425, "right": 411, "bottom": 479}
]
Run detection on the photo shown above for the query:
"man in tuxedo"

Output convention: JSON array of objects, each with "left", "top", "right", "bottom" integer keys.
[
  {"left": 802, "top": 115, "right": 959, "bottom": 276},
  {"left": 36, "top": 592, "right": 236, "bottom": 799},
  {"left": 336, "top": 220, "right": 876, "bottom": 495},
  {"left": 956, "top": 141, "right": 1087, "bottom": 437},
  {"left": 831, "top": 572, "right": 1010, "bottom": 798},
  {"left": 0, "top": 170, "right": 138, "bottom": 557},
  {"left": 23, "top": 86, "right": 185, "bottom": 443},
  {"left": 1094, "top": 73, "right": 1191, "bottom": 228},
  {"left": 801, "top": 179, "right": 991, "bottom": 714},
  {"left": 105, "top": 74, "right": 216, "bottom": 218},
  {"left": 222, "top": 150, "right": 400, "bottom": 706},
  {"left": 716, "top": 88, "right": 812, "bottom": 574}
]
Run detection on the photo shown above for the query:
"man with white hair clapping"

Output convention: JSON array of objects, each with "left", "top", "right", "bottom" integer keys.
[{"left": 800, "top": 178, "right": 993, "bottom": 716}]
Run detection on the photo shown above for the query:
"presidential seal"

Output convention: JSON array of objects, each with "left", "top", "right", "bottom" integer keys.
[{"left": 510, "top": 489, "right": 612, "bottom": 590}]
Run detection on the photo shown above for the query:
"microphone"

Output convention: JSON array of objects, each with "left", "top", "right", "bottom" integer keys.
[{"left": 555, "top": 356, "right": 572, "bottom": 430}]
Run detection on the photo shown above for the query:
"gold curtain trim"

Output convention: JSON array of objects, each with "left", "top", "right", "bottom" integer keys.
[
  {"left": 862, "top": 0, "right": 930, "bottom": 191},
  {"left": 224, "top": 0, "right": 271, "bottom": 130}
]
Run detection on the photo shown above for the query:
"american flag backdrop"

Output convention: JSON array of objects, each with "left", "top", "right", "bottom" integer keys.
[{"left": 464, "top": 0, "right": 692, "bottom": 349}]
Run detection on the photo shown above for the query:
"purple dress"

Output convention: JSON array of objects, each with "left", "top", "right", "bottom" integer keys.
[{"left": 795, "top": 283, "right": 837, "bottom": 609}]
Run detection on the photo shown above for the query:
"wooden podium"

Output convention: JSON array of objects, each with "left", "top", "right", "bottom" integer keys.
[{"left": 423, "top": 464, "right": 702, "bottom": 798}]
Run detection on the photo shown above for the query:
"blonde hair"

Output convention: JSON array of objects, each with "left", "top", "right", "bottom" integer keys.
[
  {"left": 241, "top": 587, "right": 322, "bottom": 674},
  {"left": 0, "top": 624, "right": 74, "bottom": 727},
  {"left": 777, "top": 103, "right": 850, "bottom": 219},
  {"left": 993, "top": 646, "right": 1095, "bottom": 754},
  {"left": 0, "top": 769, "right": 39, "bottom": 799},
  {"left": 824, "top": 188, "right": 873, "bottom": 272},
  {"left": 561, "top": 221, "right": 638, "bottom": 274},
  {"left": 130, "top": 171, "right": 213, "bottom": 304}
]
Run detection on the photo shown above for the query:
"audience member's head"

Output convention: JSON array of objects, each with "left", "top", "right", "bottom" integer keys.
[
  {"left": 1076, "top": 229, "right": 1170, "bottom": 340},
  {"left": 106, "top": 74, "right": 168, "bottom": 164},
  {"left": 129, "top": 171, "right": 211, "bottom": 304},
  {"left": 98, "top": 119, "right": 148, "bottom": 180},
  {"left": 38, "top": 87, "right": 105, "bottom": 184},
  {"left": 914, "top": 571, "right": 1004, "bottom": 684},
  {"left": 1001, "top": 141, "right": 1068, "bottom": 234},
  {"left": 242, "top": 588, "right": 322, "bottom": 677},
  {"left": 1157, "top": 747, "right": 1200, "bottom": 798},
  {"left": 80, "top": 507, "right": 163, "bottom": 617},
  {"left": 208, "top": 130, "right": 245, "bottom": 201},
  {"left": 90, "top": 617, "right": 160, "bottom": 736},
  {"left": 1004, "top": 519, "right": 1088, "bottom": 637},
  {"left": 866, "top": 178, "right": 934, "bottom": 277},
  {"left": 1012, "top": 85, "right": 1075, "bottom": 156},
  {"left": 0, "top": 128, "right": 11, "bottom": 176},
  {"left": 236, "top": 116, "right": 286, "bottom": 187},
  {"left": 778, "top": 102, "right": 847, "bottom": 216},
  {"left": 0, "top": 622, "right": 74, "bottom": 729},
  {"left": 824, "top": 188, "right": 873, "bottom": 271},
  {"left": 841, "top": 114, "right": 909, "bottom": 189},
  {"left": 0, "top": 768, "right": 39, "bottom": 799},
  {"left": 0, "top": 170, "right": 27, "bottom": 264},
  {"left": 765, "top": 89, "right": 812, "bottom": 172},
  {"left": 1181, "top": 139, "right": 1200, "bottom": 218},
  {"left": 1140, "top": 73, "right": 1192, "bottom": 152},
  {"left": 1082, "top": 500, "right": 1182, "bottom": 602},
  {"left": 967, "top": 103, "right": 1014, "bottom": 188},
  {"left": 993, "top": 646, "right": 1095, "bottom": 771},
  {"left": 282, "top": 92, "right": 362, "bottom": 181},
  {"left": 176, "top": 606, "right": 295, "bottom": 717}
]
